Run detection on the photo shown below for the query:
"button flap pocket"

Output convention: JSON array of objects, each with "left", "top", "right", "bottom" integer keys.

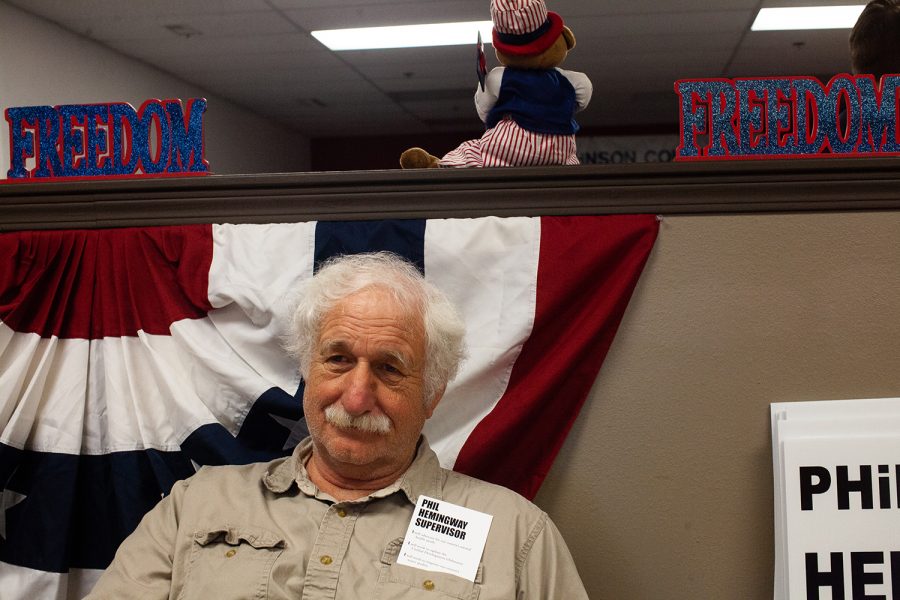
[
  {"left": 380, "top": 537, "right": 405, "bottom": 565},
  {"left": 194, "top": 526, "right": 285, "bottom": 549},
  {"left": 183, "top": 526, "right": 286, "bottom": 599}
]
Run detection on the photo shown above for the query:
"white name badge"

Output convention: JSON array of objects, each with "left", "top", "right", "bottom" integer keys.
[{"left": 396, "top": 495, "right": 493, "bottom": 582}]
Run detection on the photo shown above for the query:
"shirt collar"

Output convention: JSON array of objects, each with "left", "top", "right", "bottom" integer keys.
[
  {"left": 262, "top": 435, "right": 443, "bottom": 505},
  {"left": 397, "top": 436, "right": 443, "bottom": 504}
]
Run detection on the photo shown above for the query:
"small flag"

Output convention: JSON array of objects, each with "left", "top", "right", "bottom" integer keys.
[{"left": 476, "top": 31, "right": 487, "bottom": 91}]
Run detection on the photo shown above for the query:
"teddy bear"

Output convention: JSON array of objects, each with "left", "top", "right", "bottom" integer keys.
[{"left": 399, "top": 0, "right": 592, "bottom": 169}]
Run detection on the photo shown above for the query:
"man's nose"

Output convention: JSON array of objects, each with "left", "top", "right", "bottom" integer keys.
[{"left": 341, "top": 362, "right": 377, "bottom": 415}]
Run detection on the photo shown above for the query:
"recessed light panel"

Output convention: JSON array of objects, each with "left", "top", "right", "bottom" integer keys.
[{"left": 751, "top": 5, "right": 866, "bottom": 31}]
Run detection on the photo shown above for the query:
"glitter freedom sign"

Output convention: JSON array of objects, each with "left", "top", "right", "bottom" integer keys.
[
  {"left": 675, "top": 75, "right": 900, "bottom": 160},
  {"left": 4, "top": 98, "right": 209, "bottom": 179}
]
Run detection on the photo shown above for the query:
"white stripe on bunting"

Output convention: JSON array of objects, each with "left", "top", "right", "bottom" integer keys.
[{"left": 423, "top": 216, "right": 540, "bottom": 467}]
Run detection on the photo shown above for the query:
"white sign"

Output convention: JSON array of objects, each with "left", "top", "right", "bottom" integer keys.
[
  {"left": 771, "top": 398, "right": 900, "bottom": 600},
  {"left": 397, "top": 495, "right": 493, "bottom": 582}
]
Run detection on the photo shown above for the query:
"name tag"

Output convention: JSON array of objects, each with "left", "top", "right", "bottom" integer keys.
[{"left": 397, "top": 495, "right": 493, "bottom": 582}]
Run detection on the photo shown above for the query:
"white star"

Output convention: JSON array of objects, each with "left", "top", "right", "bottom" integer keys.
[
  {"left": 270, "top": 414, "right": 308, "bottom": 450},
  {"left": 0, "top": 489, "right": 27, "bottom": 540}
]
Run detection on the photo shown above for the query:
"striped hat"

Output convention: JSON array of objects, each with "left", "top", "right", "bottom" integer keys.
[{"left": 491, "top": 0, "right": 565, "bottom": 56}]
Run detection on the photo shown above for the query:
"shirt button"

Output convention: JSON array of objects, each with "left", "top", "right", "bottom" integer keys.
[
  {"left": 320, "top": 555, "right": 333, "bottom": 565},
  {"left": 225, "top": 549, "right": 237, "bottom": 558},
  {"left": 337, "top": 508, "right": 347, "bottom": 518},
  {"left": 423, "top": 580, "right": 435, "bottom": 591}
]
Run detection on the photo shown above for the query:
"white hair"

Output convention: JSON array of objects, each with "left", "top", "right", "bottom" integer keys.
[{"left": 285, "top": 252, "right": 467, "bottom": 407}]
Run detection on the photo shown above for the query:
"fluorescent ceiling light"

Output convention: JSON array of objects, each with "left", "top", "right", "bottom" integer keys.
[
  {"left": 751, "top": 5, "right": 866, "bottom": 31},
  {"left": 312, "top": 21, "right": 494, "bottom": 51}
]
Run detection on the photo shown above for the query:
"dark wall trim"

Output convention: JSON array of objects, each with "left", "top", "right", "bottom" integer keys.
[{"left": 2, "top": 158, "right": 899, "bottom": 230}]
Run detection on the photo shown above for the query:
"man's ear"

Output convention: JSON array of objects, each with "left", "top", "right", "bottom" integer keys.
[{"left": 424, "top": 385, "right": 447, "bottom": 419}]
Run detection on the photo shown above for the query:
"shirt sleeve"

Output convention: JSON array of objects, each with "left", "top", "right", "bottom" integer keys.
[
  {"left": 557, "top": 69, "right": 593, "bottom": 112},
  {"left": 475, "top": 67, "right": 505, "bottom": 123},
  {"left": 516, "top": 513, "right": 589, "bottom": 600},
  {"left": 83, "top": 479, "right": 188, "bottom": 599}
]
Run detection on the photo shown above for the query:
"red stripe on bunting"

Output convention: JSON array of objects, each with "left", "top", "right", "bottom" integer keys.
[
  {"left": 452, "top": 214, "right": 659, "bottom": 499},
  {"left": 0, "top": 225, "right": 214, "bottom": 339}
]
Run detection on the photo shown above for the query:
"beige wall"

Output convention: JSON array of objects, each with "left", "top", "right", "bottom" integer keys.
[{"left": 535, "top": 211, "right": 900, "bottom": 599}]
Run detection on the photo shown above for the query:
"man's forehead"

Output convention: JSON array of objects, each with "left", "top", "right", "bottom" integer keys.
[
  {"left": 316, "top": 289, "right": 426, "bottom": 351},
  {"left": 319, "top": 338, "right": 413, "bottom": 363},
  {"left": 329, "top": 288, "right": 422, "bottom": 326}
]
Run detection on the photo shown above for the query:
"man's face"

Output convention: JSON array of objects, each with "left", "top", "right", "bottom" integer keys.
[{"left": 303, "top": 287, "right": 436, "bottom": 476}]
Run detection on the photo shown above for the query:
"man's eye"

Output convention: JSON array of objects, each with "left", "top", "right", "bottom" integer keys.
[
  {"left": 326, "top": 355, "right": 349, "bottom": 364},
  {"left": 380, "top": 363, "right": 402, "bottom": 375}
]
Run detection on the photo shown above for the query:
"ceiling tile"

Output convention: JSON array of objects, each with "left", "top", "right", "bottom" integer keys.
[
  {"left": 282, "top": 1, "right": 487, "bottom": 31},
  {"left": 6, "top": 0, "right": 272, "bottom": 20},
  {"left": 41, "top": 10, "right": 297, "bottom": 41}
]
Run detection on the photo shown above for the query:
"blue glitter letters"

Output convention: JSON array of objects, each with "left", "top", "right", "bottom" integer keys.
[
  {"left": 4, "top": 98, "right": 209, "bottom": 179},
  {"left": 675, "top": 75, "right": 900, "bottom": 160}
]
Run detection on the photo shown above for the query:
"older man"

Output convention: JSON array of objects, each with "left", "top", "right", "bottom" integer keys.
[{"left": 87, "top": 252, "right": 588, "bottom": 599}]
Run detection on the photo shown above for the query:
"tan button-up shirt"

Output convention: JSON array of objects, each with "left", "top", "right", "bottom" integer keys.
[{"left": 86, "top": 437, "right": 588, "bottom": 599}]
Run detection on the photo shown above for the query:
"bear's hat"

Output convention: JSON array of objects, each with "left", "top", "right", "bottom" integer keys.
[{"left": 491, "top": 0, "right": 565, "bottom": 56}]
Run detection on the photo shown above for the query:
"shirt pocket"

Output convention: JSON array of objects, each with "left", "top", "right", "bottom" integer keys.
[
  {"left": 178, "top": 526, "right": 286, "bottom": 600},
  {"left": 375, "top": 538, "right": 482, "bottom": 600}
]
